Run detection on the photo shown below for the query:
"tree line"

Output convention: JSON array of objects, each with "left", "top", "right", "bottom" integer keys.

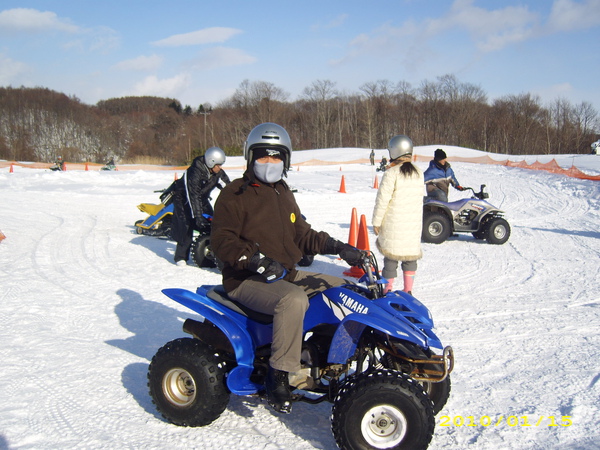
[{"left": 1, "top": 74, "right": 598, "bottom": 165}]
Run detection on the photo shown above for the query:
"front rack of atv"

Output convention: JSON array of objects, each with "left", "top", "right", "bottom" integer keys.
[{"left": 386, "top": 345, "right": 454, "bottom": 382}]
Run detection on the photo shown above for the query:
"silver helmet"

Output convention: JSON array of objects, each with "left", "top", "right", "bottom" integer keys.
[
  {"left": 204, "top": 146, "right": 226, "bottom": 169},
  {"left": 388, "top": 135, "right": 413, "bottom": 160},
  {"left": 244, "top": 123, "right": 292, "bottom": 170}
]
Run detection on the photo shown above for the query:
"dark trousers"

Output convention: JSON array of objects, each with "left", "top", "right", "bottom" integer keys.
[{"left": 174, "top": 229, "right": 193, "bottom": 262}]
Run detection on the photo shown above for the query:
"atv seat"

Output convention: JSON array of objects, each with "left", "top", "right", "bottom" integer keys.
[
  {"left": 206, "top": 286, "right": 274, "bottom": 325},
  {"left": 137, "top": 203, "right": 164, "bottom": 215}
]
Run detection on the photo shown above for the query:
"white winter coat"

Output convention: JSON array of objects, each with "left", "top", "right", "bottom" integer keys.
[{"left": 372, "top": 161, "right": 424, "bottom": 261}]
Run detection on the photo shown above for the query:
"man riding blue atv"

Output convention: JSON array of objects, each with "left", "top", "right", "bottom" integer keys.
[
  {"left": 148, "top": 252, "right": 453, "bottom": 449},
  {"left": 147, "top": 123, "right": 453, "bottom": 449}
]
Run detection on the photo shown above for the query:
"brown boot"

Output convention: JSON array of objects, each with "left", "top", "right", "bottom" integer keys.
[{"left": 266, "top": 366, "right": 292, "bottom": 414}]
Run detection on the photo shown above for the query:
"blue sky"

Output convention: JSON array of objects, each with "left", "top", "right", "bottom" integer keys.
[{"left": 1, "top": 0, "right": 599, "bottom": 112}]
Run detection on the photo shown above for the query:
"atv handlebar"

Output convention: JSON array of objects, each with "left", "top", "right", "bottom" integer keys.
[
  {"left": 357, "top": 251, "right": 386, "bottom": 299},
  {"left": 462, "top": 184, "right": 489, "bottom": 200}
]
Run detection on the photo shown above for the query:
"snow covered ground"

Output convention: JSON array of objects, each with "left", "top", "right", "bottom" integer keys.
[{"left": 1, "top": 148, "right": 599, "bottom": 449}]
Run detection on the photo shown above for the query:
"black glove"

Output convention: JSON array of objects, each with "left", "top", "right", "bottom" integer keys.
[
  {"left": 338, "top": 243, "right": 365, "bottom": 266},
  {"left": 324, "top": 237, "right": 365, "bottom": 266},
  {"left": 195, "top": 215, "right": 209, "bottom": 229},
  {"left": 248, "top": 252, "right": 287, "bottom": 283}
]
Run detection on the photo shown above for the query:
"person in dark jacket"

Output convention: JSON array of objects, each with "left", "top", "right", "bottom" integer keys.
[
  {"left": 211, "top": 123, "right": 363, "bottom": 414},
  {"left": 171, "top": 147, "right": 230, "bottom": 265},
  {"left": 424, "top": 148, "right": 464, "bottom": 201}
]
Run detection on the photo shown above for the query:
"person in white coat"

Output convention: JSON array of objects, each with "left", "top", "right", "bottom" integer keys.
[{"left": 372, "top": 135, "right": 424, "bottom": 294}]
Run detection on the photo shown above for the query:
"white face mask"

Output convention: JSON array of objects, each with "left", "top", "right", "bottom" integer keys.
[{"left": 253, "top": 160, "right": 284, "bottom": 183}]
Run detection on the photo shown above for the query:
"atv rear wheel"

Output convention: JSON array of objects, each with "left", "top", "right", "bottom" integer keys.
[
  {"left": 191, "top": 235, "right": 216, "bottom": 268},
  {"left": 422, "top": 212, "right": 451, "bottom": 244},
  {"left": 148, "top": 338, "right": 230, "bottom": 426},
  {"left": 332, "top": 370, "right": 434, "bottom": 450},
  {"left": 472, "top": 229, "right": 485, "bottom": 240},
  {"left": 484, "top": 217, "right": 510, "bottom": 245}
]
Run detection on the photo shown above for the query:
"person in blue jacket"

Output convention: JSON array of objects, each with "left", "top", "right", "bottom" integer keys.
[{"left": 424, "top": 149, "right": 464, "bottom": 201}]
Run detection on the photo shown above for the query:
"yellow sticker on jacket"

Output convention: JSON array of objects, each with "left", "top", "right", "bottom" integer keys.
[{"left": 290, "top": 213, "right": 296, "bottom": 223}]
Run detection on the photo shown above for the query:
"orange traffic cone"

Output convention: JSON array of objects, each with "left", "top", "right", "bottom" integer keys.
[
  {"left": 356, "top": 215, "right": 371, "bottom": 252},
  {"left": 347, "top": 208, "right": 358, "bottom": 247},
  {"left": 174, "top": 172, "right": 178, "bottom": 180},
  {"left": 344, "top": 214, "right": 370, "bottom": 278},
  {"left": 373, "top": 175, "right": 379, "bottom": 189},
  {"left": 0, "top": 230, "right": 5, "bottom": 242},
  {"left": 85, "top": 162, "right": 89, "bottom": 171},
  {"left": 339, "top": 175, "right": 347, "bottom": 193},
  {"left": 9, "top": 163, "right": 14, "bottom": 173}
]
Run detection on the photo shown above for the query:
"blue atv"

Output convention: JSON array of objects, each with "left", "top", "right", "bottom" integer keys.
[{"left": 147, "top": 252, "right": 453, "bottom": 449}]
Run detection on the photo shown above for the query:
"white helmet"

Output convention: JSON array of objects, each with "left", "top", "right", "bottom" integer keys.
[
  {"left": 388, "top": 135, "right": 413, "bottom": 160},
  {"left": 244, "top": 123, "right": 292, "bottom": 170},
  {"left": 204, "top": 146, "right": 226, "bottom": 169}
]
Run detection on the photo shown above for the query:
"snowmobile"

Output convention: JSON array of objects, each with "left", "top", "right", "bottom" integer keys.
[
  {"left": 49, "top": 158, "right": 65, "bottom": 171},
  {"left": 135, "top": 188, "right": 174, "bottom": 239},
  {"left": 376, "top": 158, "right": 388, "bottom": 172},
  {"left": 422, "top": 184, "right": 510, "bottom": 245},
  {"left": 101, "top": 158, "right": 116, "bottom": 171},
  {"left": 134, "top": 186, "right": 219, "bottom": 268},
  {"left": 147, "top": 252, "right": 453, "bottom": 449}
]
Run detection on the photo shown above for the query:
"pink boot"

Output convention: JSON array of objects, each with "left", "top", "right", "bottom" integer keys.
[
  {"left": 383, "top": 278, "right": 395, "bottom": 294},
  {"left": 403, "top": 271, "right": 416, "bottom": 294}
]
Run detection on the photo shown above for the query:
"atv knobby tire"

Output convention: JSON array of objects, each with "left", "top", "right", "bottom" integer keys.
[
  {"left": 191, "top": 235, "right": 217, "bottom": 268},
  {"left": 381, "top": 352, "right": 451, "bottom": 415},
  {"left": 422, "top": 212, "right": 451, "bottom": 244},
  {"left": 332, "top": 370, "right": 435, "bottom": 450},
  {"left": 483, "top": 217, "right": 510, "bottom": 245},
  {"left": 148, "top": 337, "right": 230, "bottom": 426}
]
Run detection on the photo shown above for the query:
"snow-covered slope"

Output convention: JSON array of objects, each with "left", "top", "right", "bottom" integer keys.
[{"left": 1, "top": 149, "right": 599, "bottom": 449}]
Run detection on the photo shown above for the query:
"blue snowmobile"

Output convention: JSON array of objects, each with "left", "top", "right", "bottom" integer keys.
[{"left": 148, "top": 252, "right": 453, "bottom": 449}]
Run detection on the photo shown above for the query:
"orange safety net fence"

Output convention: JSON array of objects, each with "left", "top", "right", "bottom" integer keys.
[
  {"left": 412, "top": 154, "right": 600, "bottom": 181},
  {"left": 2, "top": 155, "right": 599, "bottom": 181}
]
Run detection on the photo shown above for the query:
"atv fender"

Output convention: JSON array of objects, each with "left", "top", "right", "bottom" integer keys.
[
  {"left": 327, "top": 312, "right": 430, "bottom": 364},
  {"left": 161, "top": 288, "right": 262, "bottom": 395}
]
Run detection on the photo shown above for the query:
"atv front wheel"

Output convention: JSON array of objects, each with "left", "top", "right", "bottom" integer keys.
[
  {"left": 422, "top": 212, "right": 451, "bottom": 244},
  {"left": 191, "top": 235, "right": 217, "bottom": 268},
  {"left": 484, "top": 217, "right": 510, "bottom": 245},
  {"left": 148, "top": 338, "right": 230, "bottom": 426},
  {"left": 380, "top": 347, "right": 451, "bottom": 415},
  {"left": 332, "top": 370, "right": 434, "bottom": 450}
]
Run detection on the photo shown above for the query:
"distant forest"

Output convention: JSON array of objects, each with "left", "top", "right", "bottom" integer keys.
[{"left": 1, "top": 74, "right": 598, "bottom": 165}]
